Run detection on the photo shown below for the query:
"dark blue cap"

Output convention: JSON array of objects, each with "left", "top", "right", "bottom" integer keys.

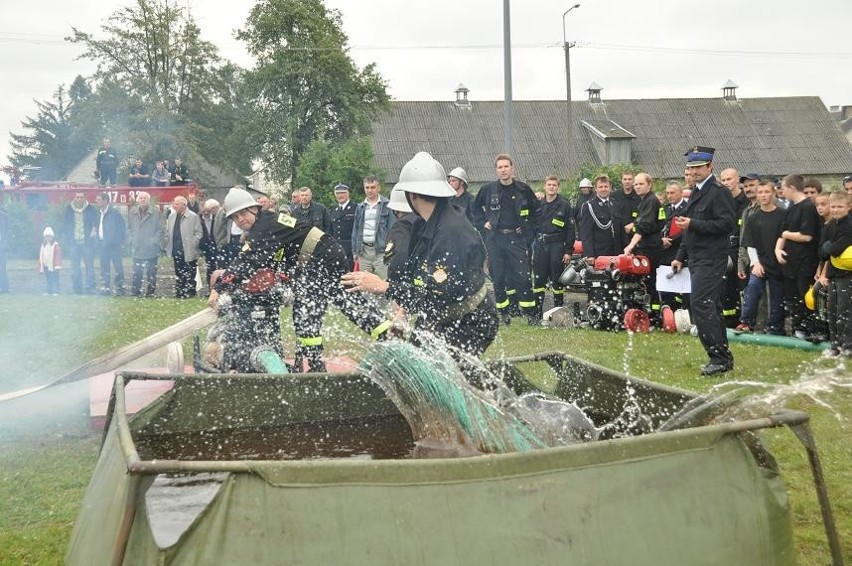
[
  {"left": 333, "top": 183, "right": 350, "bottom": 192},
  {"left": 739, "top": 173, "right": 760, "bottom": 183},
  {"left": 685, "top": 146, "right": 715, "bottom": 166}
]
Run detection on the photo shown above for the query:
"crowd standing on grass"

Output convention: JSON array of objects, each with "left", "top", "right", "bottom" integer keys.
[{"left": 10, "top": 140, "right": 852, "bottom": 373}]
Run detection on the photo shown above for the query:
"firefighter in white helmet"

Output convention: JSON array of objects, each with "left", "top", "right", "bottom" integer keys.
[
  {"left": 342, "top": 152, "right": 498, "bottom": 356},
  {"left": 210, "top": 187, "right": 390, "bottom": 372},
  {"left": 573, "top": 177, "right": 594, "bottom": 223},
  {"left": 384, "top": 188, "right": 418, "bottom": 281},
  {"left": 447, "top": 166, "right": 474, "bottom": 222}
]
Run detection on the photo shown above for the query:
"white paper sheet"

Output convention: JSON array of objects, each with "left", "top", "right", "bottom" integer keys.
[{"left": 656, "top": 266, "right": 691, "bottom": 294}]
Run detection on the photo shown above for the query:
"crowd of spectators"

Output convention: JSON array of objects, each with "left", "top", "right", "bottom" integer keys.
[
  {"left": 96, "top": 138, "right": 192, "bottom": 188},
  {"left": 4, "top": 145, "right": 852, "bottom": 362}
]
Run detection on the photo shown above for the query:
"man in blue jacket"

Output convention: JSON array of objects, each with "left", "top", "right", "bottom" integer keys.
[{"left": 352, "top": 175, "right": 394, "bottom": 279}]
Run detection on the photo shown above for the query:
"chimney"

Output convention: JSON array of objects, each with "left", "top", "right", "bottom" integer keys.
[
  {"left": 587, "top": 82, "right": 603, "bottom": 104},
  {"left": 454, "top": 83, "right": 471, "bottom": 108},
  {"left": 722, "top": 79, "right": 738, "bottom": 101}
]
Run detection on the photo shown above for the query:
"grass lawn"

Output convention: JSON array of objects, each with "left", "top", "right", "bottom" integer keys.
[{"left": 0, "top": 296, "right": 848, "bottom": 564}]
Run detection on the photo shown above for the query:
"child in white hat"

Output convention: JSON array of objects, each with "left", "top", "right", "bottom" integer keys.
[{"left": 39, "top": 226, "right": 62, "bottom": 295}]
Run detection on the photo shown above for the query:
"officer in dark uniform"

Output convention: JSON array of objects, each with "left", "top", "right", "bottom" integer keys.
[
  {"left": 531, "top": 175, "right": 574, "bottom": 321},
  {"left": 448, "top": 167, "right": 475, "bottom": 223},
  {"left": 344, "top": 152, "right": 498, "bottom": 356},
  {"left": 577, "top": 174, "right": 626, "bottom": 259},
  {"left": 672, "top": 147, "right": 736, "bottom": 376},
  {"left": 292, "top": 187, "right": 329, "bottom": 231},
  {"left": 328, "top": 183, "right": 357, "bottom": 269},
  {"left": 472, "top": 154, "right": 541, "bottom": 324},
  {"left": 209, "top": 188, "right": 389, "bottom": 373}
]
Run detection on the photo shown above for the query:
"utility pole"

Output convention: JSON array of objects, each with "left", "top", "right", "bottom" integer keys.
[
  {"left": 563, "top": 4, "right": 580, "bottom": 176},
  {"left": 503, "top": 0, "right": 513, "bottom": 157}
]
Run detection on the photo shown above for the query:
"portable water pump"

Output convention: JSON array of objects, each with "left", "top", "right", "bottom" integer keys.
[{"left": 580, "top": 254, "right": 652, "bottom": 331}]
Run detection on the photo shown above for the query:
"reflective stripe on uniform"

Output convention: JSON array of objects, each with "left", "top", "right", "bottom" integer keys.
[
  {"left": 657, "top": 208, "right": 666, "bottom": 220},
  {"left": 552, "top": 288, "right": 564, "bottom": 295},
  {"left": 533, "top": 286, "right": 547, "bottom": 293},
  {"left": 506, "top": 289, "right": 517, "bottom": 296},
  {"left": 551, "top": 218, "right": 565, "bottom": 228},
  {"left": 722, "top": 308, "right": 738, "bottom": 316},
  {"left": 298, "top": 227, "right": 324, "bottom": 267},
  {"left": 371, "top": 320, "right": 392, "bottom": 339},
  {"left": 413, "top": 277, "right": 425, "bottom": 286},
  {"left": 299, "top": 336, "right": 323, "bottom": 346},
  {"left": 496, "top": 299, "right": 510, "bottom": 309},
  {"left": 518, "top": 300, "right": 536, "bottom": 308},
  {"left": 519, "top": 209, "right": 529, "bottom": 217}
]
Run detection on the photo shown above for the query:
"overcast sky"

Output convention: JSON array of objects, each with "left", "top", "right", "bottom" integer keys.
[{"left": 2, "top": 0, "right": 851, "bottom": 174}]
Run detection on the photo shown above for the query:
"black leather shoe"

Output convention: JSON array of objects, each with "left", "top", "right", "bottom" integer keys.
[{"left": 701, "top": 363, "right": 733, "bottom": 376}]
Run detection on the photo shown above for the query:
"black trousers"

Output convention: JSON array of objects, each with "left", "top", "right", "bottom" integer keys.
[
  {"left": 172, "top": 252, "right": 197, "bottom": 298},
  {"left": 0, "top": 244, "right": 8, "bottom": 292},
  {"left": 721, "top": 249, "right": 742, "bottom": 327},
  {"left": 783, "top": 270, "right": 815, "bottom": 335},
  {"left": 532, "top": 240, "right": 566, "bottom": 310},
  {"left": 131, "top": 257, "right": 158, "bottom": 296},
  {"left": 99, "top": 242, "right": 125, "bottom": 292},
  {"left": 200, "top": 239, "right": 218, "bottom": 289},
  {"left": 689, "top": 256, "right": 733, "bottom": 366},
  {"left": 486, "top": 231, "right": 535, "bottom": 314},
  {"left": 828, "top": 276, "right": 852, "bottom": 350},
  {"left": 292, "top": 236, "right": 387, "bottom": 359}
]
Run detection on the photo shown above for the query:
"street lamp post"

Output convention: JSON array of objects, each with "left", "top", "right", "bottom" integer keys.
[{"left": 562, "top": 3, "right": 580, "bottom": 176}]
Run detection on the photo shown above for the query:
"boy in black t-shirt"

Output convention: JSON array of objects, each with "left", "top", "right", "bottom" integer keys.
[
  {"left": 739, "top": 181, "right": 786, "bottom": 334},
  {"left": 817, "top": 192, "right": 852, "bottom": 356},
  {"left": 775, "top": 175, "right": 820, "bottom": 339}
]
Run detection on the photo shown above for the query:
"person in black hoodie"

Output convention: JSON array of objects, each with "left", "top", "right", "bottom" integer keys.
[
  {"left": 208, "top": 188, "right": 388, "bottom": 372},
  {"left": 623, "top": 172, "right": 665, "bottom": 319},
  {"left": 817, "top": 191, "right": 852, "bottom": 356}
]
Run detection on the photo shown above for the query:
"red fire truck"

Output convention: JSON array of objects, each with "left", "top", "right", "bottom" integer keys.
[{"left": 0, "top": 180, "right": 203, "bottom": 212}]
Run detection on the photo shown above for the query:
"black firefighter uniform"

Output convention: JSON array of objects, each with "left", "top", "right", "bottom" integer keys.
[
  {"left": 531, "top": 194, "right": 575, "bottom": 316},
  {"left": 213, "top": 210, "right": 389, "bottom": 371},
  {"left": 472, "top": 179, "right": 542, "bottom": 319}
]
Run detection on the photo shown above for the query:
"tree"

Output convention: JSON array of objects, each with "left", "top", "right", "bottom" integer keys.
[
  {"left": 68, "top": 0, "right": 220, "bottom": 115},
  {"left": 295, "top": 137, "right": 382, "bottom": 205},
  {"left": 65, "top": 0, "right": 255, "bottom": 178},
  {"left": 8, "top": 80, "right": 94, "bottom": 181},
  {"left": 238, "top": 0, "right": 390, "bottom": 184}
]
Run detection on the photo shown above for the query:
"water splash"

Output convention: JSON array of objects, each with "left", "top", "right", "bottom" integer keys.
[{"left": 659, "top": 361, "right": 850, "bottom": 432}]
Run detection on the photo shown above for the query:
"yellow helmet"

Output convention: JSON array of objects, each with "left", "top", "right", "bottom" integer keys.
[
  {"left": 804, "top": 286, "right": 815, "bottom": 311},
  {"left": 829, "top": 246, "right": 852, "bottom": 271}
]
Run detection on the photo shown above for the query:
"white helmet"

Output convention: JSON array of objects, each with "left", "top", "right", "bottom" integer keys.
[
  {"left": 394, "top": 152, "right": 456, "bottom": 197},
  {"left": 388, "top": 188, "right": 413, "bottom": 213},
  {"left": 579, "top": 177, "right": 593, "bottom": 188},
  {"left": 447, "top": 166, "right": 468, "bottom": 186},
  {"left": 223, "top": 187, "right": 259, "bottom": 217}
]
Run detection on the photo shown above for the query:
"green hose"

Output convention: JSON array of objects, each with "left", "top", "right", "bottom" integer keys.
[{"left": 726, "top": 329, "right": 829, "bottom": 351}]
